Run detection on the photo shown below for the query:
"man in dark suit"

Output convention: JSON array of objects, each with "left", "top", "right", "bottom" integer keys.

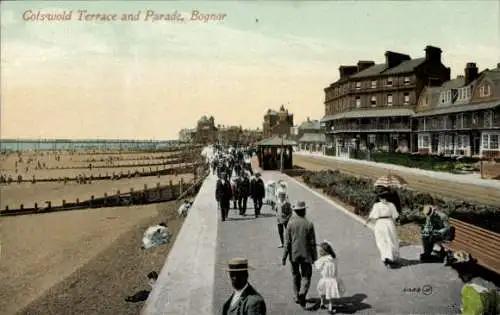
[
  {"left": 221, "top": 258, "right": 266, "bottom": 315},
  {"left": 282, "top": 201, "right": 317, "bottom": 308},
  {"left": 250, "top": 173, "right": 265, "bottom": 217},
  {"left": 216, "top": 172, "right": 233, "bottom": 222},
  {"left": 237, "top": 173, "right": 251, "bottom": 215}
]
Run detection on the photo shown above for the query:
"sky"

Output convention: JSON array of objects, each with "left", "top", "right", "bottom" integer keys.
[{"left": 1, "top": 1, "right": 499, "bottom": 140}]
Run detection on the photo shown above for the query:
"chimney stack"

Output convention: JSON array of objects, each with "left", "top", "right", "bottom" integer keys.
[
  {"left": 424, "top": 45, "right": 442, "bottom": 63},
  {"left": 497, "top": 63, "right": 500, "bottom": 69},
  {"left": 464, "top": 62, "right": 479, "bottom": 85},
  {"left": 357, "top": 60, "right": 375, "bottom": 72},
  {"left": 384, "top": 51, "right": 411, "bottom": 68},
  {"left": 338, "top": 66, "right": 359, "bottom": 79}
]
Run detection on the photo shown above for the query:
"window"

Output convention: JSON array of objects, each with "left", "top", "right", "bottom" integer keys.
[
  {"left": 404, "top": 77, "right": 411, "bottom": 85},
  {"left": 387, "top": 94, "right": 393, "bottom": 106},
  {"left": 403, "top": 93, "right": 410, "bottom": 105},
  {"left": 447, "top": 90, "right": 452, "bottom": 102},
  {"left": 440, "top": 92, "right": 446, "bottom": 103},
  {"left": 370, "top": 96, "right": 377, "bottom": 107},
  {"left": 482, "top": 132, "right": 500, "bottom": 150},
  {"left": 368, "top": 134, "right": 376, "bottom": 144},
  {"left": 355, "top": 81, "right": 361, "bottom": 90},
  {"left": 479, "top": 84, "right": 491, "bottom": 97},
  {"left": 484, "top": 111, "right": 493, "bottom": 128},
  {"left": 425, "top": 96, "right": 429, "bottom": 105},
  {"left": 355, "top": 96, "right": 361, "bottom": 108},
  {"left": 457, "top": 135, "right": 469, "bottom": 149},
  {"left": 371, "top": 80, "right": 377, "bottom": 88},
  {"left": 419, "top": 118, "right": 426, "bottom": 131},
  {"left": 386, "top": 77, "right": 393, "bottom": 86},
  {"left": 418, "top": 134, "right": 431, "bottom": 148}
]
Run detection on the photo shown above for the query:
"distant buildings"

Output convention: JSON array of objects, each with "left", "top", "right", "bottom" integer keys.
[
  {"left": 296, "top": 117, "right": 326, "bottom": 152},
  {"left": 263, "top": 105, "right": 294, "bottom": 137},
  {"left": 179, "top": 116, "right": 263, "bottom": 146},
  {"left": 178, "top": 128, "right": 196, "bottom": 143}
]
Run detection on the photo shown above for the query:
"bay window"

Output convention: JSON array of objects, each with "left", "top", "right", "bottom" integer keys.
[
  {"left": 482, "top": 132, "right": 500, "bottom": 151},
  {"left": 418, "top": 133, "right": 431, "bottom": 149}
]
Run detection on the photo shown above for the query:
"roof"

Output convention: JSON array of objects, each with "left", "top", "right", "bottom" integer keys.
[
  {"left": 442, "top": 77, "right": 465, "bottom": 89},
  {"left": 298, "top": 133, "right": 326, "bottom": 143},
  {"left": 413, "top": 101, "right": 500, "bottom": 117},
  {"left": 349, "top": 58, "right": 425, "bottom": 79},
  {"left": 350, "top": 64, "right": 386, "bottom": 78},
  {"left": 380, "top": 58, "right": 425, "bottom": 75},
  {"left": 257, "top": 136, "right": 297, "bottom": 146},
  {"left": 324, "top": 108, "right": 414, "bottom": 121},
  {"left": 299, "top": 119, "right": 321, "bottom": 130}
]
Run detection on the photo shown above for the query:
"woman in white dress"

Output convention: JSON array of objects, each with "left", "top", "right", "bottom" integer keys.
[
  {"left": 315, "top": 241, "right": 345, "bottom": 312},
  {"left": 366, "top": 190, "right": 400, "bottom": 268}
]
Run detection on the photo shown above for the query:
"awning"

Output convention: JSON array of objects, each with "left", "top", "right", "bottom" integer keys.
[
  {"left": 413, "top": 101, "right": 500, "bottom": 117},
  {"left": 257, "top": 136, "right": 298, "bottom": 146}
]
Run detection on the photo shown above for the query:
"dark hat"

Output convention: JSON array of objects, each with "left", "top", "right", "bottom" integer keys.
[{"left": 292, "top": 201, "right": 306, "bottom": 211}]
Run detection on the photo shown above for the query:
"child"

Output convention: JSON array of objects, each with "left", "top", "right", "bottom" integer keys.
[{"left": 315, "top": 241, "right": 345, "bottom": 313}]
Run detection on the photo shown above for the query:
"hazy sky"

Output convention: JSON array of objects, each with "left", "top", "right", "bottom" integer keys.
[{"left": 1, "top": 1, "right": 499, "bottom": 140}]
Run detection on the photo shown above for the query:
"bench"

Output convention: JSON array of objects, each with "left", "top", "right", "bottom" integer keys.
[{"left": 442, "top": 218, "right": 500, "bottom": 275}]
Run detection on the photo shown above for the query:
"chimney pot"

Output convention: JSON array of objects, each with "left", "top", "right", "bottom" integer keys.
[{"left": 424, "top": 46, "right": 442, "bottom": 62}]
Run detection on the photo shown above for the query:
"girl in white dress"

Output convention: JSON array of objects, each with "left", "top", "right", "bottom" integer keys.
[
  {"left": 315, "top": 241, "right": 345, "bottom": 312},
  {"left": 366, "top": 190, "right": 400, "bottom": 268}
]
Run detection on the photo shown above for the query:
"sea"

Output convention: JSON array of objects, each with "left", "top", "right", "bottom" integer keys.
[{"left": 0, "top": 139, "right": 180, "bottom": 152}]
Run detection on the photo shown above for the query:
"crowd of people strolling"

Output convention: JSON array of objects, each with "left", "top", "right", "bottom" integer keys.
[{"left": 206, "top": 145, "right": 457, "bottom": 314}]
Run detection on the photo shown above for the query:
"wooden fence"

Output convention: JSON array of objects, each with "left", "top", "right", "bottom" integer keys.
[
  {"left": 1, "top": 163, "right": 202, "bottom": 184},
  {"left": 0, "top": 178, "right": 203, "bottom": 217}
]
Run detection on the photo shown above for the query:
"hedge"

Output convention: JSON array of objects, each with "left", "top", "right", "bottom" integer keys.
[{"left": 302, "top": 169, "right": 500, "bottom": 233}]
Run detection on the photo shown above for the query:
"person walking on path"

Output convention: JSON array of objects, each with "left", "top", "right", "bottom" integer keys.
[
  {"left": 237, "top": 172, "right": 251, "bottom": 216},
  {"left": 365, "top": 190, "right": 400, "bottom": 268},
  {"left": 282, "top": 201, "right": 317, "bottom": 308},
  {"left": 216, "top": 172, "right": 233, "bottom": 222},
  {"left": 276, "top": 191, "right": 292, "bottom": 248},
  {"left": 315, "top": 241, "right": 345, "bottom": 313},
  {"left": 221, "top": 258, "right": 267, "bottom": 315},
  {"left": 250, "top": 172, "right": 265, "bottom": 218}
]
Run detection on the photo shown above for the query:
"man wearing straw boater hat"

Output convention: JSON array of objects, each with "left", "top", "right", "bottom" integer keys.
[
  {"left": 282, "top": 200, "right": 317, "bottom": 308},
  {"left": 221, "top": 258, "right": 266, "bottom": 315}
]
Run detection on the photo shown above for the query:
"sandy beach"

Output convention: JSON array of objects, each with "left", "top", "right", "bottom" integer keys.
[{"left": 0, "top": 148, "right": 199, "bottom": 315}]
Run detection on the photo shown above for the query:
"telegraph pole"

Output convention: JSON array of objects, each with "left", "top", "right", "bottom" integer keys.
[{"left": 280, "top": 133, "right": 284, "bottom": 173}]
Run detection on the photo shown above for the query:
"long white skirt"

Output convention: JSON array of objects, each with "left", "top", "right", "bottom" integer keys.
[
  {"left": 317, "top": 277, "right": 345, "bottom": 299},
  {"left": 374, "top": 219, "right": 400, "bottom": 261}
]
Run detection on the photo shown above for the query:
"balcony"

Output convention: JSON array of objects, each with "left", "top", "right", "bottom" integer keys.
[{"left": 327, "top": 119, "right": 411, "bottom": 133}]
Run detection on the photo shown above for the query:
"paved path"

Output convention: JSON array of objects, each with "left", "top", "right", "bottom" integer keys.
[
  {"left": 213, "top": 171, "right": 463, "bottom": 315},
  {"left": 294, "top": 153, "right": 500, "bottom": 206}
]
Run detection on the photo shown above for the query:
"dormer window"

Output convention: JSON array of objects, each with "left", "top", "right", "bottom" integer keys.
[
  {"left": 355, "top": 81, "right": 361, "bottom": 90},
  {"left": 447, "top": 90, "right": 452, "bottom": 102},
  {"left": 386, "top": 77, "right": 393, "bottom": 86},
  {"left": 479, "top": 84, "right": 491, "bottom": 97},
  {"left": 404, "top": 77, "right": 411, "bottom": 85},
  {"left": 371, "top": 80, "right": 377, "bottom": 88}
]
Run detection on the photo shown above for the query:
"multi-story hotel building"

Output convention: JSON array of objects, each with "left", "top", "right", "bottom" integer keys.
[
  {"left": 321, "top": 45, "right": 450, "bottom": 156},
  {"left": 413, "top": 63, "right": 500, "bottom": 158},
  {"left": 194, "top": 116, "right": 218, "bottom": 144}
]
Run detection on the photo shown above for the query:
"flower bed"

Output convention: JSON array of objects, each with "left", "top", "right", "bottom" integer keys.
[{"left": 302, "top": 169, "right": 500, "bottom": 233}]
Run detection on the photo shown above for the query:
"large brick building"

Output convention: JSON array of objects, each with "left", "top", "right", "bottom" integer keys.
[
  {"left": 194, "top": 116, "right": 218, "bottom": 144},
  {"left": 263, "top": 105, "right": 294, "bottom": 137},
  {"left": 321, "top": 45, "right": 450, "bottom": 156},
  {"left": 413, "top": 63, "right": 500, "bottom": 158}
]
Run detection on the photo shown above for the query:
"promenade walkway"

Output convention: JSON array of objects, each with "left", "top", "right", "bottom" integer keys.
[
  {"left": 144, "top": 170, "right": 464, "bottom": 315},
  {"left": 213, "top": 171, "right": 463, "bottom": 315}
]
